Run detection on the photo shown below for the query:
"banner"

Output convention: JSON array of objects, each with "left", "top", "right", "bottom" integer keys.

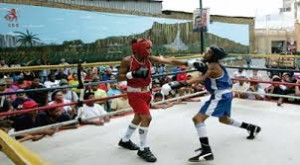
[
  {"left": 193, "top": 8, "right": 209, "bottom": 32},
  {"left": 3, "top": 8, "right": 19, "bottom": 28}
]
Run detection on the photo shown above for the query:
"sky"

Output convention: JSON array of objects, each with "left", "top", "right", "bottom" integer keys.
[
  {"left": 162, "top": 0, "right": 283, "bottom": 17},
  {"left": 0, "top": 3, "right": 249, "bottom": 45},
  {"left": 162, "top": 0, "right": 295, "bottom": 29}
]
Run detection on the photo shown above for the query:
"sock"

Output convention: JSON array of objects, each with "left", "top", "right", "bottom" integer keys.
[
  {"left": 122, "top": 123, "right": 138, "bottom": 142},
  {"left": 195, "top": 122, "right": 207, "bottom": 138},
  {"left": 138, "top": 126, "right": 149, "bottom": 151},
  {"left": 229, "top": 119, "right": 242, "bottom": 128}
]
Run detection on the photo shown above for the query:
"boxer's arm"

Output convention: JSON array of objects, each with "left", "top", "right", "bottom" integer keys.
[{"left": 117, "top": 57, "right": 130, "bottom": 81}]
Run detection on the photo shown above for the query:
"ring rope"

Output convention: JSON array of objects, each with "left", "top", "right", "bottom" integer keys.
[
  {"left": 0, "top": 70, "right": 197, "bottom": 96},
  {"left": 1, "top": 73, "right": 299, "bottom": 97},
  {"left": 232, "top": 90, "right": 300, "bottom": 100},
  {"left": 0, "top": 130, "right": 51, "bottom": 165},
  {"left": 226, "top": 66, "right": 299, "bottom": 72},
  {"left": 232, "top": 78, "right": 300, "bottom": 86},
  {"left": 0, "top": 94, "right": 127, "bottom": 117}
]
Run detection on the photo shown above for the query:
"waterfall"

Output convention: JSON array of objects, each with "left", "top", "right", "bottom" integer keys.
[{"left": 164, "top": 25, "right": 188, "bottom": 51}]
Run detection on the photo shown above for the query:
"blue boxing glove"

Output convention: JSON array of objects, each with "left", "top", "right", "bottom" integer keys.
[
  {"left": 161, "top": 81, "right": 189, "bottom": 95},
  {"left": 126, "top": 67, "right": 149, "bottom": 79},
  {"left": 186, "top": 60, "right": 208, "bottom": 73}
]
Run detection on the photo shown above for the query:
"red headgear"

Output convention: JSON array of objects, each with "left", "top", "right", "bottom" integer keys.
[{"left": 131, "top": 38, "right": 152, "bottom": 57}]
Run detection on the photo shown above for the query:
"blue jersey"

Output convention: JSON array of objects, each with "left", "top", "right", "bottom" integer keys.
[
  {"left": 200, "top": 64, "right": 233, "bottom": 117},
  {"left": 204, "top": 64, "right": 232, "bottom": 94}
]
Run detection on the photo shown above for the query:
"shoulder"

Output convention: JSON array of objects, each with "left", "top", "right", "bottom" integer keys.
[
  {"left": 207, "top": 62, "right": 221, "bottom": 70},
  {"left": 122, "top": 56, "right": 132, "bottom": 63}
]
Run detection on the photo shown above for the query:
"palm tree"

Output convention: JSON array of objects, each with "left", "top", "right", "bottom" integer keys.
[{"left": 14, "top": 29, "right": 40, "bottom": 47}]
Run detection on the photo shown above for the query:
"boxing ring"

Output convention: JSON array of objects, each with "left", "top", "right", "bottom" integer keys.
[
  {"left": 1, "top": 59, "right": 300, "bottom": 165},
  {"left": 1, "top": 97, "right": 300, "bottom": 165}
]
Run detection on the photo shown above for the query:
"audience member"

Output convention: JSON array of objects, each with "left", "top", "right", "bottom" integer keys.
[
  {"left": 81, "top": 92, "right": 110, "bottom": 125},
  {"left": 232, "top": 76, "right": 249, "bottom": 98},
  {"left": 26, "top": 77, "right": 48, "bottom": 106},
  {"left": 151, "top": 93, "right": 174, "bottom": 109},
  {"left": 12, "top": 89, "right": 32, "bottom": 110},
  {"left": 60, "top": 79, "right": 79, "bottom": 102},
  {"left": 13, "top": 100, "right": 56, "bottom": 141},
  {"left": 111, "top": 85, "right": 130, "bottom": 112}
]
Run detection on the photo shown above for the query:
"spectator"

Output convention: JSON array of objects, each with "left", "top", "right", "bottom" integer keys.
[
  {"left": 265, "top": 75, "right": 284, "bottom": 106},
  {"left": 12, "top": 89, "right": 32, "bottom": 110},
  {"left": 44, "top": 73, "right": 60, "bottom": 88},
  {"left": 84, "top": 68, "right": 94, "bottom": 82},
  {"left": 89, "top": 81, "right": 107, "bottom": 105},
  {"left": 233, "top": 68, "right": 248, "bottom": 79},
  {"left": 81, "top": 92, "right": 110, "bottom": 125},
  {"left": 0, "top": 79, "right": 13, "bottom": 117},
  {"left": 59, "top": 58, "right": 70, "bottom": 75},
  {"left": 293, "top": 66, "right": 300, "bottom": 80},
  {"left": 13, "top": 100, "right": 56, "bottom": 141},
  {"left": 55, "top": 69, "right": 68, "bottom": 80},
  {"left": 246, "top": 56, "right": 251, "bottom": 68},
  {"left": 69, "top": 73, "right": 80, "bottom": 95},
  {"left": 102, "top": 68, "right": 113, "bottom": 81},
  {"left": 22, "top": 70, "right": 35, "bottom": 81},
  {"left": 60, "top": 79, "right": 79, "bottom": 102},
  {"left": 44, "top": 73, "right": 60, "bottom": 102},
  {"left": 26, "top": 77, "right": 48, "bottom": 106},
  {"left": 151, "top": 92, "right": 174, "bottom": 109},
  {"left": 14, "top": 77, "right": 31, "bottom": 89},
  {"left": 49, "top": 90, "right": 76, "bottom": 119},
  {"left": 4, "top": 77, "right": 18, "bottom": 103},
  {"left": 107, "top": 83, "right": 121, "bottom": 97},
  {"left": 267, "top": 62, "right": 280, "bottom": 79},
  {"left": 43, "top": 106, "right": 78, "bottom": 130},
  {"left": 0, "top": 120, "right": 14, "bottom": 135},
  {"left": 176, "top": 65, "right": 187, "bottom": 81},
  {"left": 281, "top": 72, "right": 296, "bottom": 95},
  {"left": 249, "top": 69, "right": 263, "bottom": 81},
  {"left": 295, "top": 79, "right": 300, "bottom": 96},
  {"left": 232, "top": 76, "right": 249, "bottom": 98},
  {"left": 111, "top": 85, "right": 130, "bottom": 112},
  {"left": 93, "top": 77, "right": 108, "bottom": 92},
  {"left": 246, "top": 81, "right": 265, "bottom": 100}
]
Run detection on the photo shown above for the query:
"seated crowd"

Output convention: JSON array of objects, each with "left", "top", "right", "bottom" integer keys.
[
  {"left": 0, "top": 61, "right": 204, "bottom": 142},
  {"left": 2, "top": 58, "right": 297, "bottom": 142},
  {"left": 232, "top": 68, "right": 300, "bottom": 106}
]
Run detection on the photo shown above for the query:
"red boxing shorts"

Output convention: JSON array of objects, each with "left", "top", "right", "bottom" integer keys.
[{"left": 127, "top": 92, "right": 152, "bottom": 114}]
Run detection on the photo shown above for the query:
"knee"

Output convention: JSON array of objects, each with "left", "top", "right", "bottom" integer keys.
[
  {"left": 192, "top": 116, "right": 198, "bottom": 124},
  {"left": 219, "top": 116, "right": 230, "bottom": 124},
  {"left": 141, "top": 115, "right": 152, "bottom": 123},
  {"left": 192, "top": 115, "right": 204, "bottom": 124}
]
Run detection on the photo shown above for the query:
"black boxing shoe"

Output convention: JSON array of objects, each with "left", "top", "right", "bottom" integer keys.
[
  {"left": 246, "top": 124, "right": 261, "bottom": 139},
  {"left": 188, "top": 148, "right": 214, "bottom": 162},
  {"left": 118, "top": 139, "right": 139, "bottom": 150},
  {"left": 137, "top": 147, "right": 157, "bottom": 162}
]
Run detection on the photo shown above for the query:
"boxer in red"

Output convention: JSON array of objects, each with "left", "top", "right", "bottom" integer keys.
[{"left": 117, "top": 38, "right": 175, "bottom": 162}]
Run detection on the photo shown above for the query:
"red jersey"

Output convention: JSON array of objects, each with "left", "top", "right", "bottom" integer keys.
[{"left": 127, "top": 55, "right": 152, "bottom": 88}]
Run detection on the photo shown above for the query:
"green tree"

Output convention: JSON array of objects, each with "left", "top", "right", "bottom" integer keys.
[{"left": 14, "top": 29, "right": 40, "bottom": 47}]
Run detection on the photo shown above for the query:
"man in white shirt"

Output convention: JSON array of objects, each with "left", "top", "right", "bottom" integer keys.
[
  {"left": 248, "top": 69, "right": 263, "bottom": 81},
  {"left": 81, "top": 92, "right": 110, "bottom": 125},
  {"left": 246, "top": 82, "right": 265, "bottom": 100},
  {"left": 44, "top": 73, "right": 60, "bottom": 102},
  {"left": 232, "top": 76, "right": 249, "bottom": 98},
  {"left": 233, "top": 68, "right": 248, "bottom": 78}
]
